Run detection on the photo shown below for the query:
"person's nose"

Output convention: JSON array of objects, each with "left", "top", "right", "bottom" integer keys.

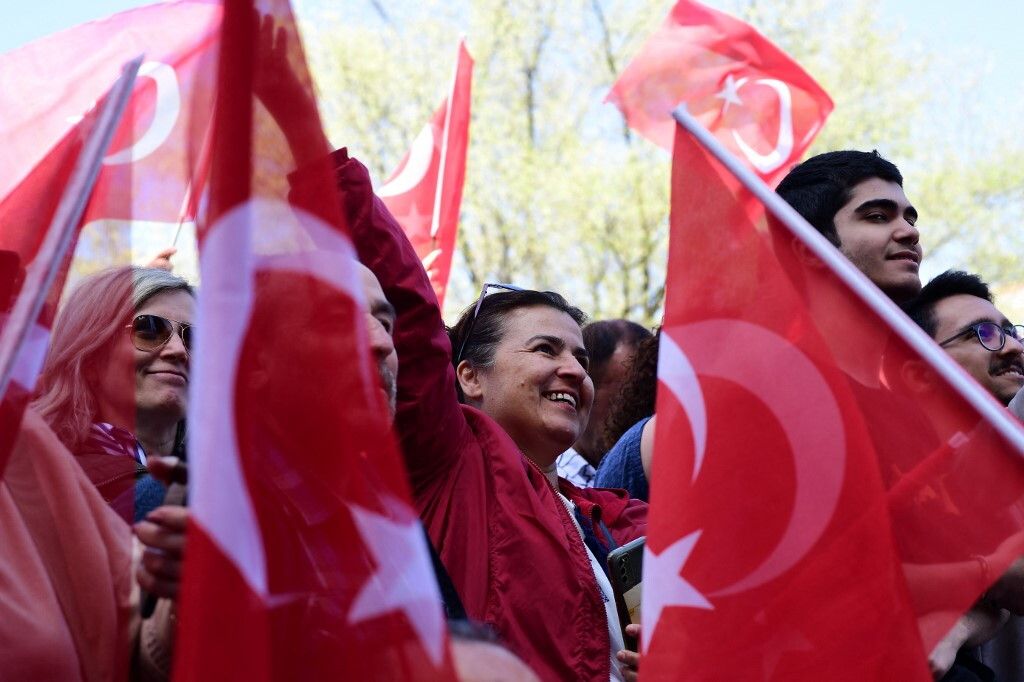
[
  {"left": 557, "top": 352, "right": 588, "bottom": 384},
  {"left": 892, "top": 218, "right": 920, "bottom": 246},
  {"left": 367, "top": 318, "right": 395, "bottom": 362},
  {"left": 160, "top": 328, "right": 189, "bottom": 361},
  {"left": 1000, "top": 333, "right": 1024, "bottom": 359}
]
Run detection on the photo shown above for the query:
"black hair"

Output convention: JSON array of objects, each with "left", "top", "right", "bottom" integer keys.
[
  {"left": 776, "top": 150, "right": 903, "bottom": 246},
  {"left": 902, "top": 270, "right": 994, "bottom": 338},
  {"left": 581, "top": 319, "right": 652, "bottom": 386},
  {"left": 600, "top": 329, "right": 660, "bottom": 453},
  {"left": 447, "top": 289, "right": 587, "bottom": 402}
]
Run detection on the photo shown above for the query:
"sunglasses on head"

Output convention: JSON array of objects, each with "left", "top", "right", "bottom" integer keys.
[
  {"left": 126, "top": 314, "right": 193, "bottom": 353},
  {"left": 453, "top": 283, "right": 525, "bottom": 367}
]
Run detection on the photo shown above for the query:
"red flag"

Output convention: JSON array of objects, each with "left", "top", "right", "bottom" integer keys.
[
  {"left": 0, "top": 1, "right": 220, "bottom": 464},
  {"left": 607, "top": 0, "right": 832, "bottom": 185},
  {"left": 379, "top": 40, "right": 472, "bottom": 307},
  {"left": 174, "top": 1, "right": 453, "bottom": 679},
  {"left": 642, "top": 114, "right": 1024, "bottom": 680},
  {"left": 0, "top": 2, "right": 220, "bottom": 252}
]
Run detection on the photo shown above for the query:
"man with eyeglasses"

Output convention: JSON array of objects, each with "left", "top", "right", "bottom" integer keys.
[
  {"left": 904, "top": 270, "right": 1024, "bottom": 681},
  {"left": 904, "top": 270, "right": 1024, "bottom": 407}
]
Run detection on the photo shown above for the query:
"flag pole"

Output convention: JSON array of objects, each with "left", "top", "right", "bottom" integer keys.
[
  {"left": 671, "top": 104, "right": 1024, "bottom": 455},
  {"left": 171, "top": 91, "right": 218, "bottom": 248},
  {"left": 0, "top": 56, "right": 143, "bottom": 401},
  {"left": 429, "top": 37, "right": 464, "bottom": 240}
]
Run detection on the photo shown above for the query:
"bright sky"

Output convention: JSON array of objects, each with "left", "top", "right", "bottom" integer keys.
[
  {"left": 3, "top": 0, "right": 1019, "bottom": 100},
  {"left": 3, "top": 0, "right": 1019, "bottom": 89},
  {"left": 4, "top": 0, "right": 1022, "bottom": 293}
]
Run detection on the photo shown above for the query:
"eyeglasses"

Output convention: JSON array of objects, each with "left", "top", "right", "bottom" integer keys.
[
  {"left": 126, "top": 314, "right": 193, "bottom": 353},
  {"left": 937, "top": 321, "right": 1024, "bottom": 352},
  {"left": 452, "top": 282, "right": 525, "bottom": 367}
]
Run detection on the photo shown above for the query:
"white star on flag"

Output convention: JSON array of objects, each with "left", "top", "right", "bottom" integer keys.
[
  {"left": 715, "top": 74, "right": 744, "bottom": 113},
  {"left": 347, "top": 503, "right": 447, "bottom": 668},
  {"left": 641, "top": 530, "right": 712, "bottom": 652}
]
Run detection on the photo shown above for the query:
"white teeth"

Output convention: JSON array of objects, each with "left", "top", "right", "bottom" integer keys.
[{"left": 545, "top": 391, "right": 576, "bottom": 408}]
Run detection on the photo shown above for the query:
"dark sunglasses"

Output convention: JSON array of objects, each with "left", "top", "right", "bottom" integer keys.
[
  {"left": 126, "top": 314, "right": 193, "bottom": 353},
  {"left": 452, "top": 282, "right": 525, "bottom": 367},
  {"left": 938, "top": 321, "right": 1024, "bottom": 353}
]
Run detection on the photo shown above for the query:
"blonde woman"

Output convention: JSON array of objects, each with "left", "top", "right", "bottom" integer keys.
[{"left": 34, "top": 266, "right": 192, "bottom": 523}]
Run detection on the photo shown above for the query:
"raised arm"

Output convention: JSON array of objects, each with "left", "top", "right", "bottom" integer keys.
[{"left": 327, "top": 149, "right": 469, "bottom": 492}]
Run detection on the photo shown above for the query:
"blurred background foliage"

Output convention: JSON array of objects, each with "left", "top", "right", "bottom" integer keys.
[{"left": 301, "top": 0, "right": 1024, "bottom": 325}]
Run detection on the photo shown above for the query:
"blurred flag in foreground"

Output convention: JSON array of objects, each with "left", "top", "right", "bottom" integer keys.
[
  {"left": 607, "top": 0, "right": 832, "bottom": 185},
  {"left": 0, "top": 1, "right": 220, "bottom": 475},
  {"left": 642, "top": 110, "right": 1024, "bottom": 680},
  {"left": 0, "top": 1, "right": 220, "bottom": 277},
  {"left": 379, "top": 40, "right": 473, "bottom": 308},
  {"left": 175, "top": 1, "right": 453, "bottom": 679}
]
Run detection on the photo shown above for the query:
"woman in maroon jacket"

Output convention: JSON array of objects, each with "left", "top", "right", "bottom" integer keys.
[{"left": 331, "top": 149, "right": 647, "bottom": 681}]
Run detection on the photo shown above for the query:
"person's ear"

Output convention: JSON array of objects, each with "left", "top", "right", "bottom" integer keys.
[
  {"left": 899, "top": 359, "right": 937, "bottom": 394},
  {"left": 790, "top": 236, "right": 827, "bottom": 271},
  {"left": 456, "top": 360, "right": 484, "bottom": 402}
]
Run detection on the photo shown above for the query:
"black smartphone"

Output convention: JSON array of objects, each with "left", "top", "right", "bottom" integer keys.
[{"left": 606, "top": 535, "right": 644, "bottom": 652}]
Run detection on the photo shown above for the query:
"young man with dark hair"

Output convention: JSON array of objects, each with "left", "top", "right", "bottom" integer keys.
[
  {"left": 556, "top": 319, "right": 652, "bottom": 487},
  {"left": 776, "top": 149, "right": 922, "bottom": 303}
]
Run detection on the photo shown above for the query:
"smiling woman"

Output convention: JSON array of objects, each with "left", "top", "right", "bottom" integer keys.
[
  {"left": 33, "top": 266, "right": 193, "bottom": 523},
  {"left": 448, "top": 288, "right": 594, "bottom": 465},
  {"left": 334, "top": 147, "right": 648, "bottom": 681}
]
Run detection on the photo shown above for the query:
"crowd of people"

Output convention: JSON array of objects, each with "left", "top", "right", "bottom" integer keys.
[{"left": 5, "top": 139, "right": 1024, "bottom": 681}]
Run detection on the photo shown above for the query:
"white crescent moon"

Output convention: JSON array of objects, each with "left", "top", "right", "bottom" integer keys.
[
  {"left": 378, "top": 123, "right": 435, "bottom": 198},
  {"left": 190, "top": 198, "right": 366, "bottom": 596},
  {"left": 664, "top": 319, "right": 845, "bottom": 596},
  {"left": 103, "top": 61, "right": 181, "bottom": 165},
  {"left": 658, "top": 330, "right": 707, "bottom": 481},
  {"left": 730, "top": 78, "right": 794, "bottom": 175}
]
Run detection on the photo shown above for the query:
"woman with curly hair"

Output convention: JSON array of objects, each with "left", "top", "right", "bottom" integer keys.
[{"left": 594, "top": 330, "right": 660, "bottom": 502}]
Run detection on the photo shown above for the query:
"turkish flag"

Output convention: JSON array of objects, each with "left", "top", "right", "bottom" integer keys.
[
  {"left": 378, "top": 40, "right": 472, "bottom": 308},
  {"left": 641, "top": 120, "right": 1024, "bottom": 680},
  {"left": 607, "top": 0, "right": 832, "bottom": 185},
  {"left": 0, "top": 1, "right": 221, "bottom": 261},
  {"left": 174, "top": 1, "right": 454, "bottom": 679},
  {"left": 0, "top": 2, "right": 221, "bottom": 475}
]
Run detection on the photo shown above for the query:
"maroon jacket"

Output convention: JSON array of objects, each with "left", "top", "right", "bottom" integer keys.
[{"left": 329, "top": 149, "right": 647, "bottom": 681}]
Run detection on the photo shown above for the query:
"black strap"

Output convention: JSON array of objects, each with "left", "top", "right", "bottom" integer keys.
[{"left": 423, "top": 526, "right": 467, "bottom": 621}]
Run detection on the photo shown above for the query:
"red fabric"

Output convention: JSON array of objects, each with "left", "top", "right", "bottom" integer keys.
[
  {"left": 379, "top": 41, "right": 473, "bottom": 308},
  {"left": 333, "top": 149, "right": 647, "bottom": 682},
  {"left": 0, "top": 1, "right": 221, "bottom": 478},
  {"left": 641, "top": 123, "right": 1024, "bottom": 680},
  {"left": 174, "top": 2, "right": 453, "bottom": 679},
  {"left": 607, "top": 0, "right": 832, "bottom": 185},
  {"left": 1, "top": 408, "right": 133, "bottom": 682}
]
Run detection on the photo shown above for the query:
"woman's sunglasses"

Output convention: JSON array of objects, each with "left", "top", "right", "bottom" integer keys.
[{"left": 126, "top": 314, "right": 193, "bottom": 353}]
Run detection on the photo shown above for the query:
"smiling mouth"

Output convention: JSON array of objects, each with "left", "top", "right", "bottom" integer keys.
[
  {"left": 888, "top": 251, "right": 920, "bottom": 266},
  {"left": 993, "top": 364, "right": 1024, "bottom": 381},
  {"left": 543, "top": 391, "right": 577, "bottom": 409},
  {"left": 150, "top": 370, "right": 188, "bottom": 382}
]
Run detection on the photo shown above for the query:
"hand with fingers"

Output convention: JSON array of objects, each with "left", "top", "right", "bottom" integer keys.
[
  {"left": 134, "top": 505, "right": 188, "bottom": 600},
  {"left": 145, "top": 247, "right": 177, "bottom": 272},
  {"left": 146, "top": 455, "right": 188, "bottom": 487},
  {"left": 616, "top": 623, "right": 641, "bottom": 682}
]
